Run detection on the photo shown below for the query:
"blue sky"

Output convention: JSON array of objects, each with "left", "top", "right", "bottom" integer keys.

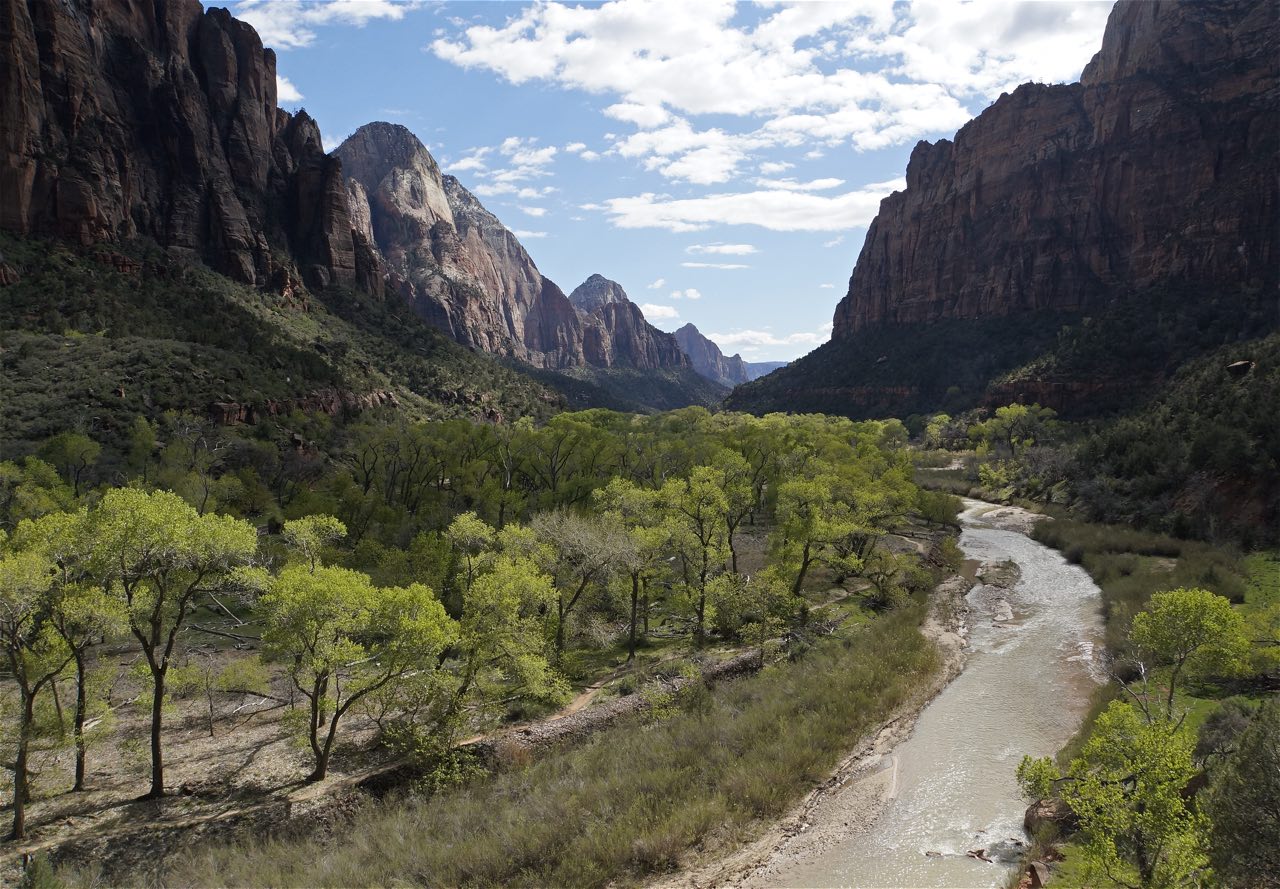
[{"left": 214, "top": 0, "right": 1113, "bottom": 362}]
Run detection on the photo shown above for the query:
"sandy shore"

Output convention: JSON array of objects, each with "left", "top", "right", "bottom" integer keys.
[{"left": 658, "top": 503, "right": 1044, "bottom": 889}]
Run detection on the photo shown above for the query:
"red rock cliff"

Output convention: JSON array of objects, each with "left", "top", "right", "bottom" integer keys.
[
  {"left": 0, "top": 0, "right": 379, "bottom": 293},
  {"left": 833, "top": 0, "right": 1278, "bottom": 337}
]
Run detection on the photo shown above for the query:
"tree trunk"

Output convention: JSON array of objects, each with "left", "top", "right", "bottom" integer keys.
[
  {"left": 9, "top": 694, "right": 34, "bottom": 840},
  {"left": 73, "top": 654, "right": 88, "bottom": 792},
  {"left": 627, "top": 573, "right": 640, "bottom": 662},
  {"left": 145, "top": 670, "right": 166, "bottom": 799},
  {"left": 555, "top": 595, "right": 567, "bottom": 655},
  {"left": 642, "top": 578, "right": 650, "bottom": 635},
  {"left": 792, "top": 544, "right": 813, "bottom": 596}
]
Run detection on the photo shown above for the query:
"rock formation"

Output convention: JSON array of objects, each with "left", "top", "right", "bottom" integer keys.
[
  {"left": 673, "top": 324, "right": 786, "bottom": 387},
  {"left": 335, "top": 123, "right": 588, "bottom": 368},
  {"left": 0, "top": 0, "right": 379, "bottom": 294},
  {"left": 335, "top": 125, "right": 692, "bottom": 375},
  {"left": 833, "top": 0, "right": 1278, "bottom": 337},
  {"left": 569, "top": 275, "right": 690, "bottom": 370}
]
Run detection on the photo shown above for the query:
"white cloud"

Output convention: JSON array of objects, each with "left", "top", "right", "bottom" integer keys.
[
  {"left": 579, "top": 150, "right": 602, "bottom": 161},
  {"left": 234, "top": 0, "right": 414, "bottom": 50},
  {"left": 707, "top": 325, "right": 831, "bottom": 350},
  {"left": 564, "top": 142, "right": 588, "bottom": 153},
  {"left": 681, "top": 261, "right": 749, "bottom": 270},
  {"left": 449, "top": 147, "right": 492, "bottom": 173},
  {"left": 758, "top": 161, "right": 794, "bottom": 175},
  {"left": 591, "top": 178, "right": 903, "bottom": 233},
  {"left": 639, "top": 303, "right": 680, "bottom": 320},
  {"left": 472, "top": 184, "right": 556, "bottom": 199},
  {"left": 823, "top": 235, "right": 845, "bottom": 248},
  {"left": 753, "top": 177, "right": 846, "bottom": 192},
  {"left": 647, "top": 278, "right": 666, "bottom": 289},
  {"left": 512, "top": 229, "right": 548, "bottom": 239},
  {"left": 518, "top": 205, "right": 548, "bottom": 217},
  {"left": 276, "top": 74, "right": 304, "bottom": 103},
  {"left": 687, "top": 243, "right": 756, "bottom": 255},
  {"left": 430, "top": 1, "right": 1109, "bottom": 171},
  {"left": 604, "top": 102, "right": 671, "bottom": 129},
  {"left": 819, "top": 283, "right": 836, "bottom": 289},
  {"left": 669, "top": 288, "right": 702, "bottom": 301}
]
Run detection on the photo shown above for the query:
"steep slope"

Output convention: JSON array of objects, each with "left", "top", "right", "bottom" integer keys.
[
  {"left": 334, "top": 124, "right": 585, "bottom": 368},
  {"left": 0, "top": 0, "right": 379, "bottom": 294},
  {"left": 731, "top": 0, "right": 1278, "bottom": 419},
  {"left": 673, "top": 324, "right": 786, "bottom": 387},
  {"left": 0, "top": 233, "right": 567, "bottom": 451},
  {"left": 569, "top": 275, "right": 690, "bottom": 370}
]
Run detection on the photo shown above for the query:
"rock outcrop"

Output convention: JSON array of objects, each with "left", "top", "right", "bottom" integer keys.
[
  {"left": 0, "top": 0, "right": 378, "bottom": 294},
  {"left": 335, "top": 125, "right": 694, "bottom": 375},
  {"left": 833, "top": 0, "right": 1278, "bottom": 337},
  {"left": 334, "top": 123, "right": 588, "bottom": 368},
  {"left": 570, "top": 275, "right": 690, "bottom": 370},
  {"left": 673, "top": 323, "right": 786, "bottom": 387}
]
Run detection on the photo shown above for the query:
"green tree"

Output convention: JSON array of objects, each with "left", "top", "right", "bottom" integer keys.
[
  {"left": 1203, "top": 699, "right": 1280, "bottom": 887},
  {"left": 595, "top": 479, "right": 667, "bottom": 660},
  {"left": 38, "top": 432, "right": 101, "bottom": 497},
  {"left": 261, "top": 565, "right": 455, "bottom": 781},
  {"left": 532, "top": 510, "right": 631, "bottom": 655},
  {"left": 660, "top": 467, "right": 731, "bottom": 644},
  {"left": 282, "top": 515, "right": 347, "bottom": 572},
  {"left": 0, "top": 548, "right": 71, "bottom": 839},
  {"left": 1130, "top": 587, "right": 1250, "bottom": 718},
  {"left": 87, "top": 489, "right": 257, "bottom": 798},
  {"left": 1068, "top": 702, "right": 1207, "bottom": 888}
]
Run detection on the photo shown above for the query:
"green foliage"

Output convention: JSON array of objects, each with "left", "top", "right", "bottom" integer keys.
[
  {"left": 1016, "top": 755, "right": 1059, "bottom": 800},
  {"left": 1130, "top": 588, "right": 1251, "bottom": 715},
  {"left": 1203, "top": 699, "right": 1280, "bottom": 887},
  {"left": 153, "top": 604, "right": 939, "bottom": 888},
  {"left": 1064, "top": 702, "right": 1207, "bottom": 889}
]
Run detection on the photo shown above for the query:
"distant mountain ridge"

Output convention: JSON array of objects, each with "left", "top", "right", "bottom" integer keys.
[
  {"left": 0, "top": 0, "right": 717, "bottom": 416},
  {"left": 673, "top": 324, "right": 786, "bottom": 388},
  {"left": 729, "top": 0, "right": 1279, "bottom": 419}
]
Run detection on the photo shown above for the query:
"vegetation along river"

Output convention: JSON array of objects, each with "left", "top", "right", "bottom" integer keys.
[{"left": 765, "top": 499, "right": 1104, "bottom": 888}]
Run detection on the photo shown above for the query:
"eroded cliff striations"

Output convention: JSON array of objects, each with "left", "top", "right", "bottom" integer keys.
[
  {"left": 673, "top": 323, "right": 787, "bottom": 388},
  {"left": 833, "top": 0, "right": 1278, "bottom": 337},
  {"left": 0, "top": 0, "right": 378, "bottom": 293},
  {"left": 569, "top": 275, "right": 690, "bottom": 370}
]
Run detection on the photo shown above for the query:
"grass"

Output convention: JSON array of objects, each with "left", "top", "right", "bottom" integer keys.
[
  {"left": 1031, "top": 519, "right": 1246, "bottom": 653},
  {"left": 96, "top": 601, "right": 938, "bottom": 888}
]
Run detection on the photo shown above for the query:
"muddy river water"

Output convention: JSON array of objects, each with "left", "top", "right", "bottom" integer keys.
[{"left": 764, "top": 500, "right": 1104, "bottom": 888}]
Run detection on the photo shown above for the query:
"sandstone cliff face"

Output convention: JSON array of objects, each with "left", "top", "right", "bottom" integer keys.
[
  {"left": 0, "top": 0, "right": 377, "bottom": 293},
  {"left": 335, "top": 124, "right": 691, "bottom": 374},
  {"left": 833, "top": 0, "right": 1278, "bottom": 337},
  {"left": 673, "top": 323, "right": 786, "bottom": 387},
  {"left": 334, "top": 123, "right": 587, "bottom": 368},
  {"left": 569, "top": 275, "right": 690, "bottom": 370}
]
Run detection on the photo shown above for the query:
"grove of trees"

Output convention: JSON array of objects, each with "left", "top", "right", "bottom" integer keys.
[{"left": 0, "top": 407, "right": 955, "bottom": 840}]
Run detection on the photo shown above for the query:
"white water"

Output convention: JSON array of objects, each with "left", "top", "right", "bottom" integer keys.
[{"left": 767, "top": 500, "right": 1104, "bottom": 888}]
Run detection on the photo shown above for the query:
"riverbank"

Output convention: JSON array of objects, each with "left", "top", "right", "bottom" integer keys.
[
  {"left": 655, "top": 569, "right": 976, "bottom": 889},
  {"left": 659, "top": 500, "right": 1100, "bottom": 889}
]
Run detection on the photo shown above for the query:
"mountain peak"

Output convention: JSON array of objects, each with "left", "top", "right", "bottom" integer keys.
[{"left": 569, "top": 275, "right": 631, "bottom": 314}]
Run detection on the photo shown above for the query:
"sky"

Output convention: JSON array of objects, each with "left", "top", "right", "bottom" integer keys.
[{"left": 211, "top": 0, "right": 1114, "bottom": 362}]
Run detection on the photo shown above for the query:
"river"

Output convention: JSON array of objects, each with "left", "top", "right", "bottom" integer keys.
[{"left": 762, "top": 499, "right": 1104, "bottom": 888}]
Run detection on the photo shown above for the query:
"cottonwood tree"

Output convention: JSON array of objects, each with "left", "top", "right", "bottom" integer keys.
[
  {"left": 532, "top": 510, "right": 632, "bottom": 655},
  {"left": 439, "top": 553, "right": 562, "bottom": 728},
  {"left": 1129, "top": 587, "right": 1250, "bottom": 718},
  {"left": 261, "top": 565, "right": 455, "bottom": 781},
  {"left": 87, "top": 488, "right": 257, "bottom": 798},
  {"left": 660, "top": 467, "right": 731, "bottom": 644},
  {"left": 595, "top": 479, "right": 667, "bottom": 660},
  {"left": 0, "top": 548, "right": 71, "bottom": 839}
]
